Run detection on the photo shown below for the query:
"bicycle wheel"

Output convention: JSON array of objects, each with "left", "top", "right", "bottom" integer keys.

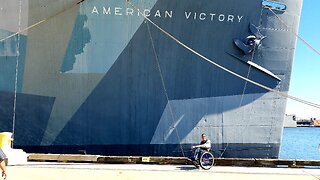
[{"left": 199, "top": 152, "right": 214, "bottom": 170}]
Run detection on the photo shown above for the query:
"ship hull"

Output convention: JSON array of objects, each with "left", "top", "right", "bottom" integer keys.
[{"left": 0, "top": 0, "right": 303, "bottom": 158}]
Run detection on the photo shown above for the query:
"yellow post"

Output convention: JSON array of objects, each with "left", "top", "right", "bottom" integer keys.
[{"left": 0, "top": 132, "right": 13, "bottom": 149}]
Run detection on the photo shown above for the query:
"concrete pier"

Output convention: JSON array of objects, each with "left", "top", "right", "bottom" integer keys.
[
  {"left": 4, "top": 154, "right": 318, "bottom": 179},
  {"left": 6, "top": 162, "right": 320, "bottom": 180},
  {"left": 28, "top": 154, "right": 320, "bottom": 168}
]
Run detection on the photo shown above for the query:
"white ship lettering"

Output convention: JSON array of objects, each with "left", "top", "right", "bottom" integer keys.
[
  {"left": 91, "top": 6, "right": 244, "bottom": 23},
  {"left": 92, "top": 6, "right": 173, "bottom": 19},
  {"left": 185, "top": 12, "right": 243, "bottom": 23}
]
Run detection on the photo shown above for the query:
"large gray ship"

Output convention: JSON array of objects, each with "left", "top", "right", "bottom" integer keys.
[{"left": 0, "top": 0, "right": 303, "bottom": 158}]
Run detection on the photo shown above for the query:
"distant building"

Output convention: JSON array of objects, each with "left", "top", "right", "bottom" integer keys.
[{"left": 283, "top": 114, "right": 297, "bottom": 128}]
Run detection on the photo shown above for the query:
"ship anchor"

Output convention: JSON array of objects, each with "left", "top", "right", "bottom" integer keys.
[{"left": 234, "top": 23, "right": 266, "bottom": 55}]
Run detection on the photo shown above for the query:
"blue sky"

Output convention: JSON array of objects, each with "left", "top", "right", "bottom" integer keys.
[{"left": 285, "top": 0, "right": 320, "bottom": 119}]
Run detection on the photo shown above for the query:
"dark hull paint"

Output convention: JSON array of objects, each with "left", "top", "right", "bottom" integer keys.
[{"left": 0, "top": 0, "right": 303, "bottom": 158}]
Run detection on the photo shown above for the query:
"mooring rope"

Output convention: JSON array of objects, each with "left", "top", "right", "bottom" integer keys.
[
  {"left": 146, "top": 22, "right": 186, "bottom": 157},
  {"left": 265, "top": 6, "right": 320, "bottom": 57},
  {"left": 126, "top": 1, "right": 320, "bottom": 109},
  {"left": 0, "top": 0, "right": 85, "bottom": 42},
  {"left": 0, "top": 0, "right": 318, "bottom": 109},
  {"left": 12, "top": 0, "right": 23, "bottom": 146},
  {"left": 0, "top": 0, "right": 319, "bottom": 157}
]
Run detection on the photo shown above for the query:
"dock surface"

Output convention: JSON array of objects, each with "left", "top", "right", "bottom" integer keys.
[{"left": 6, "top": 162, "right": 320, "bottom": 180}]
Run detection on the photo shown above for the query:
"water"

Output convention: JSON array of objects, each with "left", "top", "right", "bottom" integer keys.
[{"left": 279, "top": 127, "right": 320, "bottom": 160}]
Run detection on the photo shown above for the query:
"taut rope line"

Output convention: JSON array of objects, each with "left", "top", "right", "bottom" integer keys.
[
  {"left": 127, "top": 1, "right": 320, "bottom": 109},
  {"left": 1, "top": 0, "right": 319, "bottom": 109},
  {"left": 146, "top": 22, "right": 186, "bottom": 157},
  {"left": 12, "top": 0, "right": 23, "bottom": 146},
  {"left": 265, "top": 6, "right": 320, "bottom": 57}
]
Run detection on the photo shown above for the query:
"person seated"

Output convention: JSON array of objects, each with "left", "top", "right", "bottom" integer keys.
[{"left": 191, "top": 133, "right": 211, "bottom": 161}]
